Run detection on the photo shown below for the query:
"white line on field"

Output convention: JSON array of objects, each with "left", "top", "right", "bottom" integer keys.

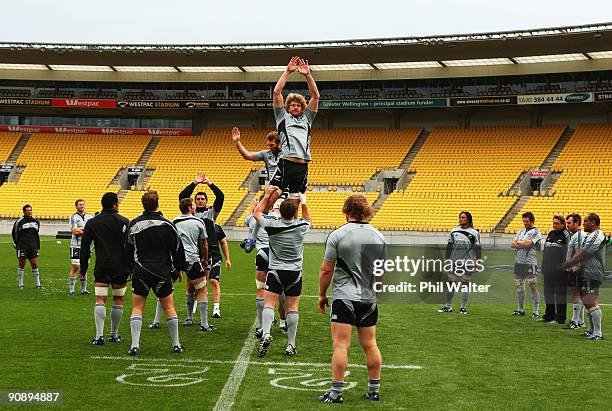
[
  {"left": 90, "top": 355, "right": 422, "bottom": 369},
  {"left": 213, "top": 319, "right": 258, "bottom": 411}
]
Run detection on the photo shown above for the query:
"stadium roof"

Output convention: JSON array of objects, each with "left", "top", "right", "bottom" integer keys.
[{"left": 0, "top": 22, "right": 611, "bottom": 81}]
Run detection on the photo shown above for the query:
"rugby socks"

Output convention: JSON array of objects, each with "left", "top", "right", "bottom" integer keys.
[
  {"left": 572, "top": 300, "right": 583, "bottom": 323},
  {"left": 578, "top": 304, "right": 585, "bottom": 325},
  {"left": 256, "top": 297, "right": 265, "bottom": 328},
  {"left": 329, "top": 380, "right": 344, "bottom": 400},
  {"left": 517, "top": 287, "right": 526, "bottom": 312},
  {"left": 587, "top": 310, "right": 594, "bottom": 333},
  {"left": 32, "top": 268, "right": 41, "bottom": 287},
  {"left": 17, "top": 268, "right": 24, "bottom": 288},
  {"left": 531, "top": 290, "right": 540, "bottom": 315},
  {"left": 130, "top": 316, "right": 142, "bottom": 348},
  {"left": 286, "top": 311, "right": 299, "bottom": 347},
  {"left": 213, "top": 302, "right": 220, "bottom": 311},
  {"left": 69, "top": 277, "right": 76, "bottom": 294},
  {"left": 368, "top": 378, "right": 381, "bottom": 394},
  {"left": 262, "top": 306, "right": 274, "bottom": 336},
  {"left": 94, "top": 303, "right": 106, "bottom": 339},
  {"left": 153, "top": 299, "right": 163, "bottom": 324},
  {"left": 445, "top": 284, "right": 455, "bottom": 307},
  {"left": 110, "top": 305, "right": 123, "bottom": 337},
  {"left": 80, "top": 277, "right": 88, "bottom": 293},
  {"left": 167, "top": 316, "right": 180, "bottom": 346},
  {"left": 279, "top": 293, "right": 286, "bottom": 310},
  {"left": 461, "top": 290, "right": 469, "bottom": 310},
  {"left": 186, "top": 293, "right": 195, "bottom": 321},
  {"left": 279, "top": 319, "right": 286, "bottom": 329},
  {"left": 198, "top": 300, "right": 209, "bottom": 328},
  {"left": 588, "top": 306, "right": 602, "bottom": 336}
]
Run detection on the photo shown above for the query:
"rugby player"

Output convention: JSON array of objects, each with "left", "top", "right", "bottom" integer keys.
[
  {"left": 318, "top": 194, "right": 386, "bottom": 403},
  {"left": 80, "top": 193, "right": 131, "bottom": 345},
  {"left": 255, "top": 186, "right": 311, "bottom": 357},
  {"left": 511, "top": 212, "right": 542, "bottom": 318},
  {"left": 564, "top": 214, "right": 585, "bottom": 329},
  {"left": 12, "top": 204, "right": 42, "bottom": 289},
  {"left": 173, "top": 198, "right": 214, "bottom": 331},
  {"left": 244, "top": 57, "right": 319, "bottom": 252},
  {"left": 562, "top": 213, "right": 605, "bottom": 340},
  {"left": 438, "top": 211, "right": 481, "bottom": 315},
  {"left": 69, "top": 199, "right": 93, "bottom": 296},
  {"left": 126, "top": 190, "right": 187, "bottom": 355},
  {"left": 232, "top": 127, "right": 281, "bottom": 253},
  {"left": 541, "top": 216, "right": 570, "bottom": 324}
]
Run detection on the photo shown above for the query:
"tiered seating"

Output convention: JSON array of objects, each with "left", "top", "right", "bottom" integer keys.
[
  {"left": 506, "top": 124, "right": 612, "bottom": 234},
  {"left": 371, "top": 125, "right": 566, "bottom": 232},
  {"left": 0, "top": 132, "right": 21, "bottom": 161},
  {"left": 118, "top": 129, "right": 262, "bottom": 222},
  {"left": 0, "top": 134, "right": 150, "bottom": 219},
  {"left": 308, "top": 128, "right": 421, "bottom": 186},
  {"left": 237, "top": 191, "right": 379, "bottom": 229}
]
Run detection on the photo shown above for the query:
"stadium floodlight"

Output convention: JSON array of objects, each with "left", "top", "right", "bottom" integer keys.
[
  {"left": 177, "top": 66, "right": 243, "bottom": 72},
  {"left": 441, "top": 58, "right": 514, "bottom": 67},
  {"left": 242, "top": 66, "right": 287, "bottom": 72},
  {"left": 374, "top": 61, "right": 442, "bottom": 69},
  {"left": 49, "top": 65, "right": 114, "bottom": 72},
  {"left": 113, "top": 66, "right": 178, "bottom": 72},
  {"left": 514, "top": 53, "right": 588, "bottom": 63},
  {"left": 0, "top": 63, "right": 48, "bottom": 70},
  {"left": 311, "top": 64, "right": 374, "bottom": 71},
  {"left": 587, "top": 50, "right": 612, "bottom": 59}
]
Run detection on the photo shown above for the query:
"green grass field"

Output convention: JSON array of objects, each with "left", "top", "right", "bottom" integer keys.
[{"left": 0, "top": 235, "right": 610, "bottom": 410}]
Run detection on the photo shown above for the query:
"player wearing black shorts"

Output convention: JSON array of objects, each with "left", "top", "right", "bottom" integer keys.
[
  {"left": 126, "top": 190, "right": 187, "bottom": 355},
  {"left": 318, "top": 194, "right": 386, "bottom": 403},
  {"left": 80, "top": 193, "right": 131, "bottom": 345},
  {"left": 12, "top": 204, "right": 41, "bottom": 289},
  {"left": 254, "top": 186, "right": 311, "bottom": 358}
]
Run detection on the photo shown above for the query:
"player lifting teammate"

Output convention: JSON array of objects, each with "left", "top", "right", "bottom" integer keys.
[
  {"left": 69, "top": 199, "right": 93, "bottom": 296},
  {"left": 12, "top": 204, "right": 42, "bottom": 289}
]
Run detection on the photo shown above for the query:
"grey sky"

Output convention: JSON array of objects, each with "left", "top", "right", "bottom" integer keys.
[{"left": 2, "top": 0, "right": 611, "bottom": 45}]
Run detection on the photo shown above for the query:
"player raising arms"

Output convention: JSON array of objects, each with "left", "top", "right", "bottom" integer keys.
[{"left": 244, "top": 57, "right": 319, "bottom": 252}]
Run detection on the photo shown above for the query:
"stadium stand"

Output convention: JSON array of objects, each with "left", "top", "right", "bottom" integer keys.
[
  {"left": 0, "top": 132, "right": 22, "bottom": 161},
  {"left": 0, "top": 134, "right": 150, "bottom": 219},
  {"left": 506, "top": 124, "right": 612, "bottom": 235},
  {"left": 308, "top": 128, "right": 422, "bottom": 186},
  {"left": 117, "top": 129, "right": 260, "bottom": 222},
  {"left": 371, "top": 125, "right": 566, "bottom": 232}
]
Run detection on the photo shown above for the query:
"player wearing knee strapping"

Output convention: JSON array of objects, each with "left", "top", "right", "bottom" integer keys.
[
  {"left": 69, "top": 199, "right": 93, "bottom": 296},
  {"left": 12, "top": 204, "right": 41, "bottom": 289},
  {"left": 438, "top": 211, "right": 481, "bottom": 315},
  {"left": 173, "top": 198, "right": 213, "bottom": 332},
  {"left": 254, "top": 186, "right": 311, "bottom": 357},
  {"left": 511, "top": 212, "right": 542, "bottom": 318},
  {"left": 80, "top": 193, "right": 131, "bottom": 345}
]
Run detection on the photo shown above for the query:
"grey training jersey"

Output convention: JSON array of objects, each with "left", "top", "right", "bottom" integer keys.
[
  {"left": 274, "top": 106, "right": 316, "bottom": 161},
  {"left": 173, "top": 214, "right": 208, "bottom": 268},
  {"left": 254, "top": 149, "right": 281, "bottom": 182},
  {"left": 259, "top": 215, "right": 310, "bottom": 271},
  {"left": 70, "top": 212, "right": 93, "bottom": 248},
  {"left": 448, "top": 226, "right": 481, "bottom": 264},
  {"left": 195, "top": 207, "right": 218, "bottom": 223},
  {"left": 513, "top": 227, "right": 542, "bottom": 265},
  {"left": 245, "top": 213, "right": 269, "bottom": 250},
  {"left": 324, "top": 222, "right": 387, "bottom": 304},
  {"left": 581, "top": 229, "right": 606, "bottom": 281},
  {"left": 566, "top": 230, "right": 584, "bottom": 273}
]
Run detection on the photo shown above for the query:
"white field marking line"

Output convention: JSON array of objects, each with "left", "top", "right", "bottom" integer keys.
[
  {"left": 90, "top": 355, "right": 423, "bottom": 369},
  {"left": 213, "top": 319, "right": 258, "bottom": 411}
]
